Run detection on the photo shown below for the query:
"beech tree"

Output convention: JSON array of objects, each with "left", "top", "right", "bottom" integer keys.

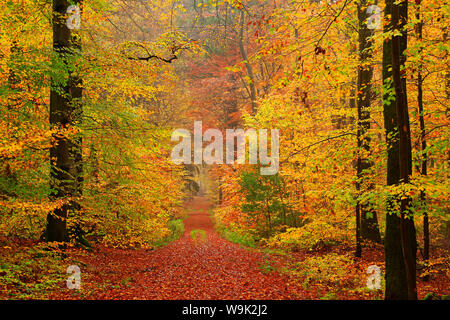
[
  {"left": 1, "top": 0, "right": 449, "bottom": 301},
  {"left": 355, "top": 0, "right": 382, "bottom": 258},
  {"left": 47, "top": 0, "right": 83, "bottom": 242},
  {"left": 382, "top": 0, "right": 417, "bottom": 300}
]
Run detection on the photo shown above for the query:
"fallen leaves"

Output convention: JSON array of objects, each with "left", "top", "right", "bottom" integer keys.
[{"left": 49, "top": 197, "right": 305, "bottom": 300}]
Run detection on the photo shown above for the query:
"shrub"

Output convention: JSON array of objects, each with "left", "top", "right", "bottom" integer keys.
[
  {"left": 265, "top": 220, "right": 350, "bottom": 251},
  {"left": 217, "top": 226, "right": 258, "bottom": 248},
  {"left": 0, "top": 242, "right": 66, "bottom": 299},
  {"left": 168, "top": 219, "right": 185, "bottom": 240},
  {"left": 152, "top": 219, "right": 185, "bottom": 248},
  {"left": 289, "top": 253, "right": 359, "bottom": 289}
]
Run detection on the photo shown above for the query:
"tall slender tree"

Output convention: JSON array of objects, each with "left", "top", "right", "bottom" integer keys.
[
  {"left": 355, "top": 1, "right": 382, "bottom": 254},
  {"left": 414, "top": 0, "right": 429, "bottom": 281},
  {"left": 47, "top": 0, "right": 83, "bottom": 242},
  {"left": 383, "top": 0, "right": 417, "bottom": 299},
  {"left": 238, "top": 9, "right": 257, "bottom": 115}
]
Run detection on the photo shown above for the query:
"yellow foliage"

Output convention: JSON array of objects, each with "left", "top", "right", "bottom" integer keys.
[
  {"left": 265, "top": 221, "right": 351, "bottom": 251},
  {"left": 288, "top": 253, "right": 363, "bottom": 291}
]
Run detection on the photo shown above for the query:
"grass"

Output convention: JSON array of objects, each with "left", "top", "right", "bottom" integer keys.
[
  {"left": 208, "top": 209, "right": 258, "bottom": 248},
  {"left": 258, "top": 259, "right": 276, "bottom": 274},
  {"left": 215, "top": 225, "right": 258, "bottom": 248},
  {"left": 190, "top": 229, "right": 206, "bottom": 243},
  {"left": 153, "top": 219, "right": 185, "bottom": 248}
]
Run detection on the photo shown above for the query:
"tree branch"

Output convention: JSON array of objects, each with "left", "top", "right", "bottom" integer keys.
[{"left": 283, "top": 132, "right": 355, "bottom": 163}]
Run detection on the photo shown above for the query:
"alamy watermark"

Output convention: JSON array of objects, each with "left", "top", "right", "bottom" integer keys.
[
  {"left": 66, "top": 265, "right": 81, "bottom": 289},
  {"left": 171, "top": 121, "right": 279, "bottom": 176},
  {"left": 366, "top": 265, "right": 381, "bottom": 290},
  {"left": 66, "top": 5, "right": 81, "bottom": 30}
]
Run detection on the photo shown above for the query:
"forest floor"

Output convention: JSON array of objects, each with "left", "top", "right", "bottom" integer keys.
[
  {"left": 1, "top": 196, "right": 448, "bottom": 300},
  {"left": 48, "top": 196, "right": 306, "bottom": 299}
]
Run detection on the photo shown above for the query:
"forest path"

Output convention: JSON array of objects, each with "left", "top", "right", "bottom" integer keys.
[{"left": 61, "top": 196, "right": 304, "bottom": 299}]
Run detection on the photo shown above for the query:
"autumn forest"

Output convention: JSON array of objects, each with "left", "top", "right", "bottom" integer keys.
[{"left": 0, "top": 0, "right": 449, "bottom": 302}]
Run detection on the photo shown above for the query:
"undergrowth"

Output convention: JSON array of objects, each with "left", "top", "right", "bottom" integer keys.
[{"left": 0, "top": 240, "right": 68, "bottom": 299}]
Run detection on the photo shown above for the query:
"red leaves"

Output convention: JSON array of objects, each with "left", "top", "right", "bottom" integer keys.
[
  {"left": 50, "top": 197, "right": 304, "bottom": 300},
  {"left": 31, "top": 198, "right": 450, "bottom": 300}
]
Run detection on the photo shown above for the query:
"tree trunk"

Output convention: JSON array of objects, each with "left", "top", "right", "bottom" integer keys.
[
  {"left": 47, "top": 0, "right": 83, "bottom": 242},
  {"left": 383, "top": 0, "right": 417, "bottom": 300},
  {"left": 1, "top": 42, "right": 21, "bottom": 198},
  {"left": 356, "top": 0, "right": 382, "bottom": 245},
  {"left": 238, "top": 10, "right": 257, "bottom": 115},
  {"left": 355, "top": 202, "right": 362, "bottom": 257},
  {"left": 415, "top": 1, "right": 429, "bottom": 281},
  {"left": 442, "top": 13, "right": 450, "bottom": 248}
]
